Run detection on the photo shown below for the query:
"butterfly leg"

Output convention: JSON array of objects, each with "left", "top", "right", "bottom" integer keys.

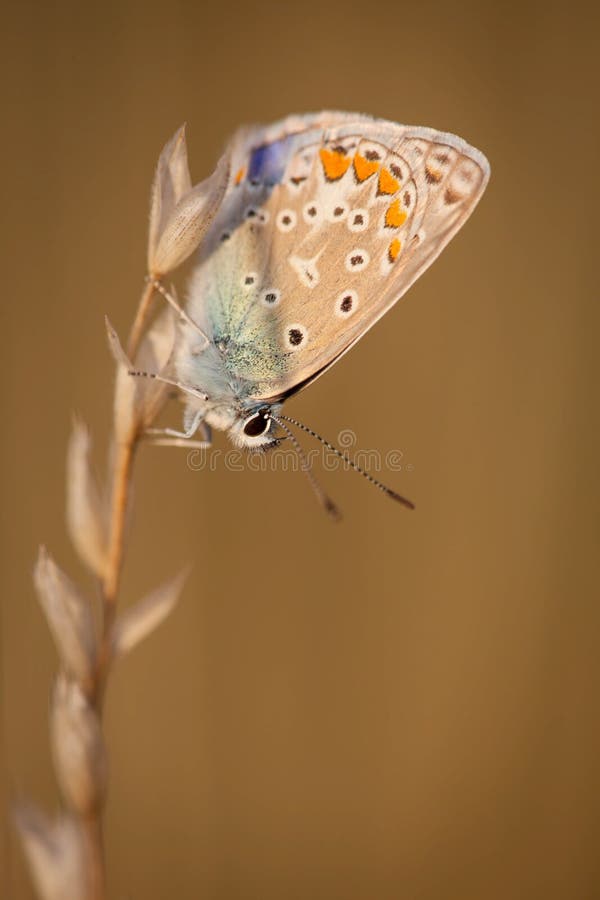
[
  {"left": 147, "top": 277, "right": 210, "bottom": 348},
  {"left": 146, "top": 436, "right": 212, "bottom": 449},
  {"left": 144, "top": 410, "right": 212, "bottom": 448}
]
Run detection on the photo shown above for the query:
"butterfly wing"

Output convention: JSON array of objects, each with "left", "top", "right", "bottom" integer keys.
[{"left": 186, "top": 113, "right": 490, "bottom": 401}]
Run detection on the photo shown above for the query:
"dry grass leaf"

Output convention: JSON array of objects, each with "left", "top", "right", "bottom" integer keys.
[
  {"left": 14, "top": 801, "right": 89, "bottom": 900},
  {"left": 66, "top": 419, "right": 109, "bottom": 580},
  {"left": 147, "top": 124, "right": 192, "bottom": 272},
  {"left": 105, "top": 317, "right": 140, "bottom": 444},
  {"left": 50, "top": 674, "right": 107, "bottom": 816},
  {"left": 134, "top": 305, "right": 177, "bottom": 427},
  {"left": 150, "top": 149, "right": 230, "bottom": 276},
  {"left": 106, "top": 312, "right": 176, "bottom": 433},
  {"left": 112, "top": 567, "right": 189, "bottom": 658},
  {"left": 33, "top": 547, "right": 96, "bottom": 686}
]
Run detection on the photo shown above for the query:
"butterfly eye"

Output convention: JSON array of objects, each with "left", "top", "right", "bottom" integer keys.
[{"left": 243, "top": 409, "right": 271, "bottom": 437}]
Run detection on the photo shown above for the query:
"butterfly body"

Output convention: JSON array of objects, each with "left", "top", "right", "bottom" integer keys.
[{"left": 173, "top": 112, "right": 490, "bottom": 449}]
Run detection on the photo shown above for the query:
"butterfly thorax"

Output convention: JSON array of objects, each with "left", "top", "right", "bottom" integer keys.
[{"left": 175, "top": 325, "right": 282, "bottom": 448}]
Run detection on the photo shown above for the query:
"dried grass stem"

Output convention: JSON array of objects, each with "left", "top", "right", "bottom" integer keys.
[
  {"left": 127, "top": 278, "right": 156, "bottom": 360},
  {"left": 19, "top": 123, "right": 204, "bottom": 900}
]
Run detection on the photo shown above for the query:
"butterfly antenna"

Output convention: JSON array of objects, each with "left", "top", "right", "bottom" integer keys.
[
  {"left": 270, "top": 414, "right": 341, "bottom": 521},
  {"left": 128, "top": 369, "right": 209, "bottom": 402},
  {"left": 279, "top": 414, "right": 415, "bottom": 510}
]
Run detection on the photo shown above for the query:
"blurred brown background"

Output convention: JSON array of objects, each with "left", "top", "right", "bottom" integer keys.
[{"left": 2, "top": 0, "right": 598, "bottom": 897}]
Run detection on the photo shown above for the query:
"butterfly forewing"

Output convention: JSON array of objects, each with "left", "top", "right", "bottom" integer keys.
[{"left": 186, "top": 114, "right": 490, "bottom": 401}]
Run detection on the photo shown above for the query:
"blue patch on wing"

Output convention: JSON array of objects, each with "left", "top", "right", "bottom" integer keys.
[{"left": 248, "top": 136, "right": 295, "bottom": 185}]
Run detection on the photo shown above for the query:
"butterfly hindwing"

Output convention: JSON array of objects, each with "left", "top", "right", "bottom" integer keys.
[{"left": 185, "top": 113, "right": 490, "bottom": 401}]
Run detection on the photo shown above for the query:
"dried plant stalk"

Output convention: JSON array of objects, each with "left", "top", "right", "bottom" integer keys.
[{"left": 15, "top": 125, "right": 218, "bottom": 899}]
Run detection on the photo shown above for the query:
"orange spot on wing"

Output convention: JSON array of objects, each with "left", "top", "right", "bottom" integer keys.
[
  {"left": 378, "top": 167, "right": 400, "bottom": 195},
  {"left": 384, "top": 199, "right": 408, "bottom": 229},
  {"left": 319, "top": 148, "right": 351, "bottom": 181},
  {"left": 388, "top": 238, "right": 402, "bottom": 262},
  {"left": 234, "top": 166, "right": 246, "bottom": 185},
  {"left": 353, "top": 153, "right": 380, "bottom": 182}
]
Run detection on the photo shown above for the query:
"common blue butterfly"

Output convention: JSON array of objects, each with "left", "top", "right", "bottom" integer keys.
[{"left": 144, "top": 112, "right": 490, "bottom": 511}]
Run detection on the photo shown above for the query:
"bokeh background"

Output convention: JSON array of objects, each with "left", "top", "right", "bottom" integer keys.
[{"left": 2, "top": 1, "right": 598, "bottom": 897}]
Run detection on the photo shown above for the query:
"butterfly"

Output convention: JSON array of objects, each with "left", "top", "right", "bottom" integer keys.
[{"left": 148, "top": 112, "right": 490, "bottom": 512}]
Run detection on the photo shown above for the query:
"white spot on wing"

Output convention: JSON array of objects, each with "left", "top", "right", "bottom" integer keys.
[
  {"left": 302, "top": 201, "right": 323, "bottom": 226},
  {"left": 289, "top": 253, "right": 321, "bottom": 288},
  {"left": 261, "top": 288, "right": 281, "bottom": 307},
  {"left": 357, "top": 141, "right": 384, "bottom": 163},
  {"left": 285, "top": 323, "right": 308, "bottom": 351},
  {"left": 335, "top": 289, "right": 358, "bottom": 318},
  {"left": 326, "top": 201, "right": 349, "bottom": 222},
  {"left": 348, "top": 209, "right": 369, "bottom": 232},
  {"left": 344, "top": 249, "right": 370, "bottom": 273},
  {"left": 276, "top": 209, "right": 297, "bottom": 232}
]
